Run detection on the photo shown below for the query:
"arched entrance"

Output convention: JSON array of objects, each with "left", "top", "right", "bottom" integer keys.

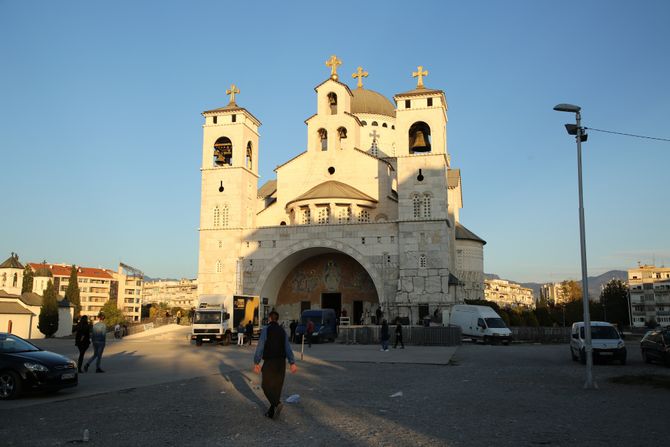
[{"left": 254, "top": 242, "right": 383, "bottom": 324}]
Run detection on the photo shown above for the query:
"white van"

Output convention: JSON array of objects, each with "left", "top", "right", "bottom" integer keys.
[
  {"left": 450, "top": 305, "right": 512, "bottom": 344},
  {"left": 570, "top": 321, "right": 626, "bottom": 365}
]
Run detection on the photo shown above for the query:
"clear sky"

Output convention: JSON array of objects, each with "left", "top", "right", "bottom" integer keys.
[{"left": 1, "top": 1, "right": 669, "bottom": 283}]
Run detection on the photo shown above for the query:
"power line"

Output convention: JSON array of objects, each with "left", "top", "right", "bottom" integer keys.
[{"left": 585, "top": 127, "right": 670, "bottom": 142}]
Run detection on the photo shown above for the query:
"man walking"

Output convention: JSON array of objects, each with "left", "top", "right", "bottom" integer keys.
[
  {"left": 393, "top": 317, "right": 405, "bottom": 349},
  {"left": 85, "top": 312, "right": 107, "bottom": 373},
  {"left": 245, "top": 320, "right": 254, "bottom": 346},
  {"left": 289, "top": 320, "right": 297, "bottom": 343},
  {"left": 253, "top": 310, "right": 298, "bottom": 419},
  {"left": 306, "top": 318, "right": 315, "bottom": 348}
]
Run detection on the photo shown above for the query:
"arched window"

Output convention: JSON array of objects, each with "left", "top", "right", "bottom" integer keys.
[
  {"left": 213, "top": 137, "right": 233, "bottom": 166},
  {"left": 419, "top": 254, "right": 427, "bottom": 268},
  {"left": 371, "top": 121, "right": 378, "bottom": 126},
  {"left": 12, "top": 273, "right": 17, "bottom": 287},
  {"left": 318, "top": 128, "right": 328, "bottom": 151},
  {"left": 337, "top": 127, "right": 347, "bottom": 139},
  {"left": 302, "top": 207, "right": 311, "bottom": 224},
  {"left": 317, "top": 207, "right": 329, "bottom": 224},
  {"left": 361, "top": 120, "right": 367, "bottom": 126},
  {"left": 222, "top": 204, "right": 229, "bottom": 227},
  {"left": 215, "top": 260, "right": 222, "bottom": 273},
  {"left": 382, "top": 123, "right": 388, "bottom": 128},
  {"left": 1, "top": 272, "right": 5, "bottom": 287},
  {"left": 246, "top": 142, "right": 253, "bottom": 169},
  {"left": 370, "top": 138, "right": 378, "bottom": 157},
  {"left": 422, "top": 194, "right": 432, "bottom": 218},
  {"left": 409, "top": 121, "right": 432, "bottom": 153},
  {"left": 7, "top": 320, "right": 12, "bottom": 334},
  {"left": 359, "top": 209, "right": 370, "bottom": 223},
  {"left": 327, "top": 92, "right": 338, "bottom": 114},
  {"left": 213, "top": 206, "right": 221, "bottom": 227},
  {"left": 412, "top": 194, "right": 421, "bottom": 219}
]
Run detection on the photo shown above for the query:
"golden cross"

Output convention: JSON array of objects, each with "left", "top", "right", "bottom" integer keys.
[
  {"left": 352, "top": 66, "right": 368, "bottom": 88},
  {"left": 226, "top": 84, "right": 240, "bottom": 104},
  {"left": 412, "top": 66, "right": 429, "bottom": 88},
  {"left": 325, "top": 55, "right": 342, "bottom": 80}
]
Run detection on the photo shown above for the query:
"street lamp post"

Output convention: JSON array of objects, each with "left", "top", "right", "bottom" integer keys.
[{"left": 553, "top": 103, "right": 596, "bottom": 389}]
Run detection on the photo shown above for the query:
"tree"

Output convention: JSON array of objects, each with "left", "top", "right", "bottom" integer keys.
[
  {"left": 600, "top": 279, "right": 630, "bottom": 327},
  {"left": 21, "top": 265, "right": 34, "bottom": 294},
  {"left": 38, "top": 280, "right": 59, "bottom": 337},
  {"left": 561, "top": 280, "right": 583, "bottom": 303},
  {"left": 65, "top": 265, "right": 82, "bottom": 319},
  {"left": 100, "top": 300, "right": 126, "bottom": 329},
  {"left": 534, "top": 306, "right": 554, "bottom": 326},
  {"left": 522, "top": 310, "right": 539, "bottom": 327},
  {"left": 508, "top": 309, "right": 523, "bottom": 326}
]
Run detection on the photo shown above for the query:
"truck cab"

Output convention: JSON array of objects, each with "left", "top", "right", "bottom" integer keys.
[{"left": 191, "top": 303, "right": 231, "bottom": 345}]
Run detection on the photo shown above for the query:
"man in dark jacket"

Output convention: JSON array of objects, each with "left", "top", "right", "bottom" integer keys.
[
  {"left": 245, "top": 320, "right": 254, "bottom": 346},
  {"left": 289, "top": 320, "right": 297, "bottom": 343},
  {"left": 253, "top": 311, "right": 298, "bottom": 419},
  {"left": 380, "top": 319, "right": 390, "bottom": 351},
  {"left": 393, "top": 318, "right": 405, "bottom": 349}
]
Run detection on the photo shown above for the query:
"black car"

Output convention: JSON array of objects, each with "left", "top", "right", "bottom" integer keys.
[
  {"left": 641, "top": 328, "right": 670, "bottom": 366},
  {"left": 0, "top": 332, "right": 78, "bottom": 399}
]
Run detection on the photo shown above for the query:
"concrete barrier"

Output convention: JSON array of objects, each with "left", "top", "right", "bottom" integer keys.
[{"left": 511, "top": 326, "right": 571, "bottom": 343}]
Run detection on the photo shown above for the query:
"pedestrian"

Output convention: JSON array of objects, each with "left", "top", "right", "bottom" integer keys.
[
  {"left": 393, "top": 318, "right": 405, "bottom": 349},
  {"left": 380, "top": 319, "right": 390, "bottom": 351},
  {"left": 253, "top": 310, "right": 298, "bottom": 419},
  {"left": 176, "top": 310, "right": 182, "bottom": 325},
  {"left": 114, "top": 323, "right": 121, "bottom": 339},
  {"left": 375, "top": 306, "right": 383, "bottom": 325},
  {"left": 245, "top": 320, "right": 254, "bottom": 346},
  {"left": 85, "top": 312, "right": 107, "bottom": 373},
  {"left": 306, "top": 318, "right": 315, "bottom": 348},
  {"left": 289, "top": 320, "right": 297, "bottom": 343},
  {"left": 74, "top": 316, "right": 90, "bottom": 373},
  {"left": 237, "top": 322, "right": 245, "bottom": 346}
]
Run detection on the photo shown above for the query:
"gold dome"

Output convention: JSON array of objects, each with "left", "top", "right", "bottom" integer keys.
[{"left": 350, "top": 88, "right": 396, "bottom": 117}]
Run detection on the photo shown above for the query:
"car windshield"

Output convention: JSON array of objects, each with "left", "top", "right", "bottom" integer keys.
[
  {"left": 301, "top": 316, "right": 323, "bottom": 325},
  {"left": 0, "top": 334, "right": 40, "bottom": 353},
  {"left": 485, "top": 318, "right": 507, "bottom": 328},
  {"left": 194, "top": 311, "right": 221, "bottom": 324},
  {"left": 580, "top": 326, "right": 619, "bottom": 339}
]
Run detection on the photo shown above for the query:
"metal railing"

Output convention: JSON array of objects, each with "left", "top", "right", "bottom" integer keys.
[{"left": 337, "top": 325, "right": 462, "bottom": 346}]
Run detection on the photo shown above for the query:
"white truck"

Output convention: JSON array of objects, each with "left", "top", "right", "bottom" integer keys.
[
  {"left": 449, "top": 304, "right": 512, "bottom": 344},
  {"left": 191, "top": 294, "right": 260, "bottom": 346}
]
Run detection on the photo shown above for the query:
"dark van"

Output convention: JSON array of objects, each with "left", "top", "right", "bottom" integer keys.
[{"left": 295, "top": 309, "right": 338, "bottom": 343}]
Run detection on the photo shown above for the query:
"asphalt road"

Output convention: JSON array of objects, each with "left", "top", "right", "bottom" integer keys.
[{"left": 1, "top": 326, "right": 667, "bottom": 446}]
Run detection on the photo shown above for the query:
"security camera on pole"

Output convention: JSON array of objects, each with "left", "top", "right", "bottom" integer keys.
[{"left": 553, "top": 103, "right": 596, "bottom": 390}]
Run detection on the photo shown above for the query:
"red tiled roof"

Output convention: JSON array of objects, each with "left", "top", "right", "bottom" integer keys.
[{"left": 28, "top": 263, "right": 113, "bottom": 279}]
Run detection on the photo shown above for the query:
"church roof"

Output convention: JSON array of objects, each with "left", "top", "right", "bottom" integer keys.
[
  {"left": 0, "top": 302, "right": 34, "bottom": 315},
  {"left": 258, "top": 179, "right": 277, "bottom": 199},
  {"left": 28, "top": 263, "right": 113, "bottom": 279},
  {"left": 287, "top": 181, "right": 377, "bottom": 207},
  {"left": 0, "top": 254, "right": 23, "bottom": 270},
  {"left": 350, "top": 88, "right": 396, "bottom": 117},
  {"left": 202, "top": 103, "right": 262, "bottom": 126},
  {"left": 0, "top": 289, "right": 18, "bottom": 298},
  {"left": 313, "top": 78, "right": 354, "bottom": 96},
  {"left": 20, "top": 292, "right": 43, "bottom": 306},
  {"left": 455, "top": 222, "right": 486, "bottom": 245},
  {"left": 395, "top": 87, "right": 444, "bottom": 98}
]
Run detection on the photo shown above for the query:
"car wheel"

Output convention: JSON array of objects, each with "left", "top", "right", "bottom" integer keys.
[
  {"left": 579, "top": 349, "right": 586, "bottom": 365},
  {"left": 196, "top": 338, "right": 203, "bottom": 346},
  {"left": 0, "top": 370, "right": 22, "bottom": 400},
  {"left": 642, "top": 350, "right": 651, "bottom": 364}
]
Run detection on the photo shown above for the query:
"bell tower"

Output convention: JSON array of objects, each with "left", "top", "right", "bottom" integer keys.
[{"left": 198, "top": 85, "right": 261, "bottom": 296}]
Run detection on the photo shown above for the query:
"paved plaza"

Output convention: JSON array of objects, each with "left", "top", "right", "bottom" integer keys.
[{"left": 1, "top": 325, "right": 667, "bottom": 446}]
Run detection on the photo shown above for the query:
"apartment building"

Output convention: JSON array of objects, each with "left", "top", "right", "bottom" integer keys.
[
  {"left": 628, "top": 264, "right": 670, "bottom": 327},
  {"left": 540, "top": 282, "right": 569, "bottom": 306},
  {"left": 484, "top": 279, "right": 535, "bottom": 309},
  {"left": 143, "top": 278, "right": 198, "bottom": 309}
]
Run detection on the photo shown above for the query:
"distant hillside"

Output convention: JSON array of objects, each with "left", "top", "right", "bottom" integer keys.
[{"left": 485, "top": 270, "right": 628, "bottom": 300}]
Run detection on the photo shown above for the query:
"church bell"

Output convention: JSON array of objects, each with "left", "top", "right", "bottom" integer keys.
[{"left": 410, "top": 130, "right": 431, "bottom": 152}]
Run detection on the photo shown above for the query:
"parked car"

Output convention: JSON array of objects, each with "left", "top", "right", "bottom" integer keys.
[
  {"left": 295, "top": 309, "right": 338, "bottom": 343},
  {"left": 0, "top": 333, "right": 78, "bottom": 400},
  {"left": 640, "top": 327, "right": 670, "bottom": 366},
  {"left": 570, "top": 322, "right": 626, "bottom": 365}
]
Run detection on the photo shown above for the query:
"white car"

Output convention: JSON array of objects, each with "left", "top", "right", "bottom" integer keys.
[{"left": 570, "top": 321, "right": 626, "bottom": 365}]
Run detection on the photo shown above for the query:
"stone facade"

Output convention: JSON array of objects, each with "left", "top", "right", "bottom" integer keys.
[{"left": 197, "top": 58, "right": 486, "bottom": 325}]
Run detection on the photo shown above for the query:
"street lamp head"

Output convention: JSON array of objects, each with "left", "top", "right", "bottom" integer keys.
[{"left": 554, "top": 103, "right": 581, "bottom": 113}]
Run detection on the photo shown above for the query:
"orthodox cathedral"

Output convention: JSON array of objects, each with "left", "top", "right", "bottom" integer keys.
[{"left": 197, "top": 56, "right": 485, "bottom": 325}]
